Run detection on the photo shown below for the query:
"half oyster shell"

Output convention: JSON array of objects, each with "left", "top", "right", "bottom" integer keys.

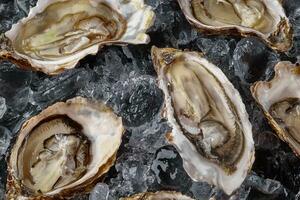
[
  {"left": 121, "top": 191, "right": 194, "bottom": 200},
  {"left": 178, "top": 0, "right": 292, "bottom": 52},
  {"left": 0, "top": 0, "right": 155, "bottom": 75},
  {"left": 151, "top": 47, "right": 255, "bottom": 195},
  {"left": 6, "top": 97, "right": 124, "bottom": 199},
  {"left": 251, "top": 62, "right": 300, "bottom": 156}
]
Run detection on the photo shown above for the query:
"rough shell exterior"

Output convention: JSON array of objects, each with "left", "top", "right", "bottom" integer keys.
[
  {"left": 6, "top": 97, "right": 124, "bottom": 199},
  {"left": 120, "top": 191, "right": 195, "bottom": 200},
  {"left": 151, "top": 46, "right": 255, "bottom": 195},
  {"left": 251, "top": 62, "right": 300, "bottom": 156},
  {"left": 177, "top": 0, "right": 292, "bottom": 52},
  {"left": 0, "top": 0, "right": 155, "bottom": 75}
]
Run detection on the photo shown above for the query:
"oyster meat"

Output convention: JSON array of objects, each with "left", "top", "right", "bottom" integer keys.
[
  {"left": 178, "top": 0, "right": 292, "bottom": 52},
  {"left": 251, "top": 62, "right": 300, "bottom": 156},
  {"left": 6, "top": 97, "right": 124, "bottom": 199},
  {"left": 121, "top": 191, "right": 194, "bottom": 200},
  {"left": 0, "top": 0, "right": 155, "bottom": 75},
  {"left": 151, "top": 47, "right": 255, "bottom": 195}
]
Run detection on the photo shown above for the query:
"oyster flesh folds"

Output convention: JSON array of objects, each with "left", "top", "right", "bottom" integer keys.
[
  {"left": 177, "top": 0, "right": 292, "bottom": 52},
  {"left": 6, "top": 97, "right": 124, "bottom": 199},
  {"left": 121, "top": 191, "right": 194, "bottom": 200},
  {"left": 251, "top": 62, "right": 300, "bottom": 156},
  {"left": 0, "top": 0, "right": 155, "bottom": 75},
  {"left": 151, "top": 47, "right": 255, "bottom": 195}
]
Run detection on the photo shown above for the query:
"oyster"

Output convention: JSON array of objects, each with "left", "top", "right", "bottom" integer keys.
[
  {"left": 151, "top": 47, "right": 255, "bottom": 195},
  {"left": 121, "top": 191, "right": 194, "bottom": 200},
  {"left": 0, "top": 0, "right": 155, "bottom": 75},
  {"left": 6, "top": 97, "right": 124, "bottom": 199},
  {"left": 251, "top": 62, "right": 300, "bottom": 156},
  {"left": 178, "top": 0, "right": 292, "bottom": 52}
]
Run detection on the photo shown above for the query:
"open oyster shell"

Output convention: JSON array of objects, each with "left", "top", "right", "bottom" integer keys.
[
  {"left": 121, "top": 191, "right": 194, "bottom": 200},
  {"left": 0, "top": 0, "right": 155, "bottom": 75},
  {"left": 151, "top": 47, "right": 255, "bottom": 195},
  {"left": 178, "top": 0, "right": 292, "bottom": 52},
  {"left": 251, "top": 62, "right": 300, "bottom": 156},
  {"left": 6, "top": 97, "right": 124, "bottom": 199}
]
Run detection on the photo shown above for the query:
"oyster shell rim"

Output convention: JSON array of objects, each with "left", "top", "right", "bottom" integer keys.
[
  {"left": 120, "top": 190, "right": 195, "bottom": 200},
  {"left": 0, "top": 0, "right": 156, "bottom": 75},
  {"left": 177, "top": 0, "right": 293, "bottom": 52},
  {"left": 151, "top": 46, "right": 255, "bottom": 195},
  {"left": 6, "top": 97, "right": 125, "bottom": 199},
  {"left": 251, "top": 61, "right": 300, "bottom": 156}
]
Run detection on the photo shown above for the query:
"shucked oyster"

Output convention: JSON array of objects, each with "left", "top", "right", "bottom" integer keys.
[
  {"left": 178, "top": 0, "right": 292, "bottom": 52},
  {"left": 0, "top": 0, "right": 155, "bottom": 75},
  {"left": 151, "top": 47, "right": 255, "bottom": 195},
  {"left": 121, "top": 191, "right": 194, "bottom": 200},
  {"left": 251, "top": 62, "right": 300, "bottom": 156},
  {"left": 6, "top": 97, "right": 124, "bottom": 199}
]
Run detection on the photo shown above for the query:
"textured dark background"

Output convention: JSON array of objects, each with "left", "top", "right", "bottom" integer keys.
[{"left": 0, "top": 0, "right": 300, "bottom": 199}]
